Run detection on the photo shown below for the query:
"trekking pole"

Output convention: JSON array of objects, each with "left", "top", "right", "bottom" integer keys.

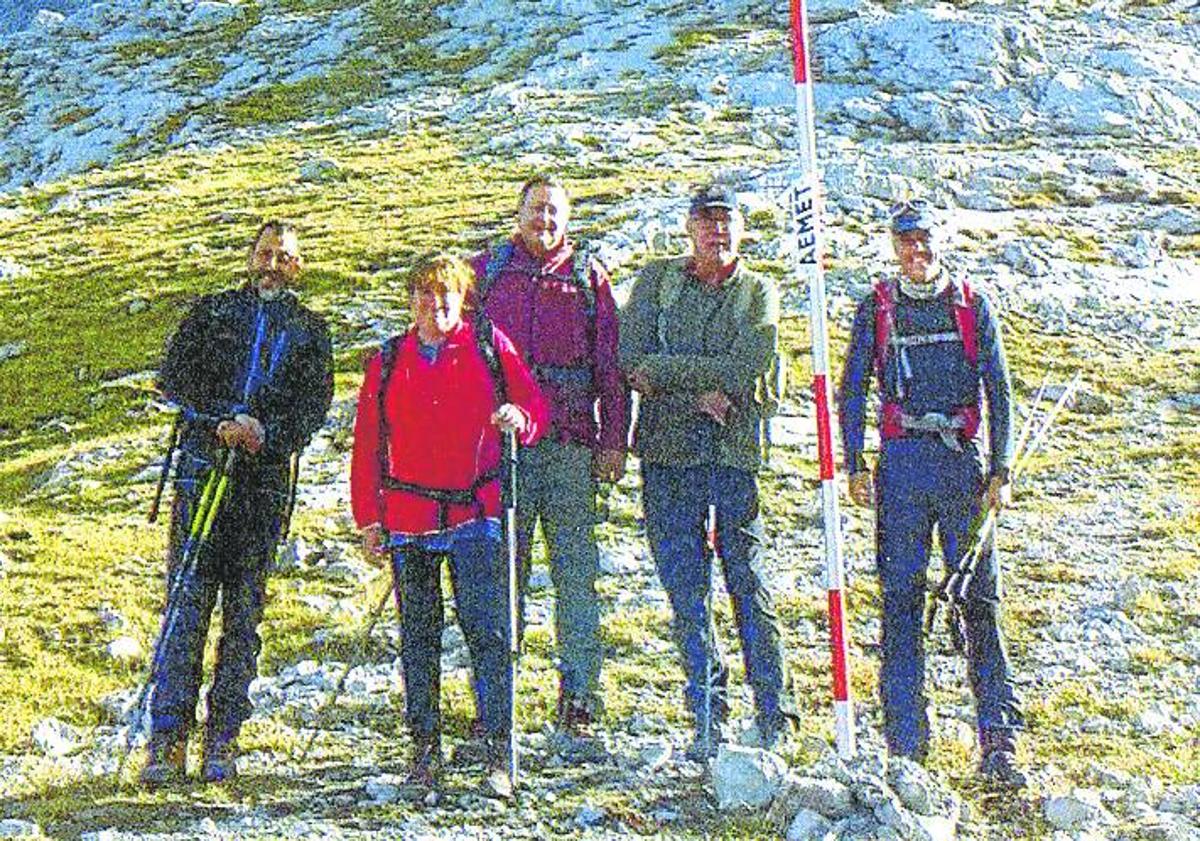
[
  {"left": 147, "top": 416, "right": 180, "bottom": 524},
  {"left": 118, "top": 448, "right": 236, "bottom": 778},
  {"left": 276, "top": 451, "right": 301, "bottom": 552},
  {"left": 703, "top": 502, "right": 718, "bottom": 759},
  {"left": 504, "top": 430, "right": 520, "bottom": 791},
  {"left": 296, "top": 580, "right": 394, "bottom": 763},
  {"left": 949, "top": 372, "right": 1082, "bottom": 599},
  {"left": 789, "top": 0, "right": 854, "bottom": 758},
  {"left": 928, "top": 372, "right": 1081, "bottom": 631},
  {"left": 925, "top": 373, "right": 1048, "bottom": 632}
]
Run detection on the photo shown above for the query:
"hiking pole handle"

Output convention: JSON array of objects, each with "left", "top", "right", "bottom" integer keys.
[{"left": 148, "top": 416, "right": 180, "bottom": 524}]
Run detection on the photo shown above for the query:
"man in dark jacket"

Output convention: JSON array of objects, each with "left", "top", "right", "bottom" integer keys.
[
  {"left": 838, "top": 199, "right": 1025, "bottom": 787},
  {"left": 142, "top": 221, "right": 333, "bottom": 786},
  {"left": 471, "top": 175, "right": 628, "bottom": 737}
]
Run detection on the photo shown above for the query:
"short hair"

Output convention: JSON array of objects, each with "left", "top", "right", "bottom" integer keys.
[
  {"left": 405, "top": 253, "right": 476, "bottom": 301},
  {"left": 247, "top": 219, "right": 298, "bottom": 268},
  {"left": 518, "top": 173, "right": 567, "bottom": 210}
]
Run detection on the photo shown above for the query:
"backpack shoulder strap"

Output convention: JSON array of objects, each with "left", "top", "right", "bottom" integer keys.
[
  {"left": 951, "top": 278, "right": 978, "bottom": 366},
  {"left": 478, "top": 241, "right": 515, "bottom": 308},
  {"left": 570, "top": 246, "right": 598, "bottom": 317},
  {"left": 376, "top": 335, "right": 403, "bottom": 487},
  {"left": 473, "top": 314, "right": 508, "bottom": 407},
  {"left": 872, "top": 279, "right": 895, "bottom": 378},
  {"left": 649, "top": 258, "right": 686, "bottom": 352}
]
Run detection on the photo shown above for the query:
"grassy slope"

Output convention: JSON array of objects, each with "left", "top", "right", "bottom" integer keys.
[{"left": 1, "top": 113, "right": 1198, "bottom": 839}]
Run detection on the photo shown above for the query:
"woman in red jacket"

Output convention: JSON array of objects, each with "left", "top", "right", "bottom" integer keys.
[{"left": 350, "top": 254, "right": 546, "bottom": 799}]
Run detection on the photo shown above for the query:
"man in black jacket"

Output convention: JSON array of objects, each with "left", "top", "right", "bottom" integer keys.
[{"left": 142, "top": 221, "right": 333, "bottom": 786}]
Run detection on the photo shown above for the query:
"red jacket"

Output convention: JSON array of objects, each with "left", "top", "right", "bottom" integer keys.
[{"left": 350, "top": 320, "right": 547, "bottom": 535}]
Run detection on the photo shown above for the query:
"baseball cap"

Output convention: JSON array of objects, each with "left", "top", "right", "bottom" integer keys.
[
  {"left": 689, "top": 184, "right": 739, "bottom": 215},
  {"left": 889, "top": 198, "right": 939, "bottom": 236}
]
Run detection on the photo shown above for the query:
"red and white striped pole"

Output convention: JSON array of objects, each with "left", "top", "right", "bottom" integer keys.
[{"left": 789, "top": 0, "right": 855, "bottom": 759}]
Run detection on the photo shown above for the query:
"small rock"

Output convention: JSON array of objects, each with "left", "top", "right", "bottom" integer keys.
[
  {"left": 574, "top": 803, "right": 605, "bottom": 829},
  {"left": 888, "top": 757, "right": 938, "bottom": 816},
  {"left": 915, "top": 814, "right": 957, "bottom": 841},
  {"left": 34, "top": 9, "right": 65, "bottom": 29},
  {"left": 0, "top": 342, "right": 27, "bottom": 362},
  {"left": 1162, "top": 394, "right": 1200, "bottom": 413},
  {"left": 770, "top": 774, "right": 855, "bottom": 821},
  {"left": 1115, "top": 576, "right": 1146, "bottom": 613},
  {"left": 786, "top": 808, "right": 832, "bottom": 841},
  {"left": 1044, "top": 788, "right": 1112, "bottom": 831},
  {"left": 365, "top": 775, "right": 401, "bottom": 804},
  {"left": 1149, "top": 208, "right": 1200, "bottom": 236},
  {"left": 32, "top": 717, "right": 81, "bottom": 757},
  {"left": 1000, "top": 241, "right": 1051, "bottom": 277},
  {"left": 1159, "top": 784, "right": 1200, "bottom": 816},
  {"left": 0, "top": 819, "right": 41, "bottom": 838},
  {"left": 105, "top": 636, "right": 142, "bottom": 663},
  {"left": 298, "top": 158, "right": 343, "bottom": 183},
  {"left": 1137, "top": 702, "right": 1175, "bottom": 736},
  {"left": 638, "top": 741, "right": 672, "bottom": 771},
  {"left": 713, "top": 744, "right": 788, "bottom": 810},
  {"left": 0, "top": 259, "right": 31, "bottom": 281},
  {"left": 1043, "top": 382, "right": 1111, "bottom": 415}
]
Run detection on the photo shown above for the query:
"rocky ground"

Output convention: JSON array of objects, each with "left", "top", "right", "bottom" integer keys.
[{"left": 1, "top": 0, "right": 1199, "bottom": 839}]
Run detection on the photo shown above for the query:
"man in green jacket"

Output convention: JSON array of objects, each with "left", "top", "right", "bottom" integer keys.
[{"left": 620, "top": 185, "right": 797, "bottom": 759}]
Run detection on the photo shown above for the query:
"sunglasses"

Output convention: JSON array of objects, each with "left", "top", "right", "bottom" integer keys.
[{"left": 888, "top": 198, "right": 930, "bottom": 218}]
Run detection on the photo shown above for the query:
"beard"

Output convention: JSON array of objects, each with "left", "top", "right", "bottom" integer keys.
[{"left": 898, "top": 265, "right": 949, "bottom": 300}]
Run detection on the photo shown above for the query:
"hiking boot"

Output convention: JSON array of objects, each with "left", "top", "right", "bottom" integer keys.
[
  {"left": 139, "top": 733, "right": 187, "bottom": 788},
  {"left": 684, "top": 719, "right": 723, "bottom": 763},
  {"left": 740, "top": 713, "right": 790, "bottom": 753},
  {"left": 201, "top": 731, "right": 239, "bottom": 784},
  {"left": 451, "top": 717, "right": 489, "bottom": 766},
  {"left": 556, "top": 692, "right": 597, "bottom": 738},
  {"left": 482, "top": 733, "right": 515, "bottom": 801},
  {"left": 978, "top": 728, "right": 1027, "bottom": 789},
  {"left": 400, "top": 732, "right": 442, "bottom": 796}
]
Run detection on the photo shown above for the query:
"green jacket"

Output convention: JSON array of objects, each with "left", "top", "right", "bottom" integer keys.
[{"left": 619, "top": 256, "right": 780, "bottom": 472}]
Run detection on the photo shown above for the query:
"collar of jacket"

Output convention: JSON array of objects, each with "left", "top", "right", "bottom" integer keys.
[
  {"left": 686, "top": 256, "right": 741, "bottom": 289},
  {"left": 240, "top": 280, "right": 297, "bottom": 305},
  {"left": 407, "top": 319, "right": 472, "bottom": 351},
  {"left": 507, "top": 234, "right": 576, "bottom": 278},
  {"left": 898, "top": 268, "right": 949, "bottom": 301}
]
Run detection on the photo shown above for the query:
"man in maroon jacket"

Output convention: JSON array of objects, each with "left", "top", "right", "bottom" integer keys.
[{"left": 471, "top": 175, "right": 629, "bottom": 739}]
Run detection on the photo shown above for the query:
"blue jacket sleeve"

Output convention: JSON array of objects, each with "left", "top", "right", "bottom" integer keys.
[
  {"left": 838, "top": 296, "right": 876, "bottom": 476},
  {"left": 976, "top": 293, "right": 1014, "bottom": 478}
]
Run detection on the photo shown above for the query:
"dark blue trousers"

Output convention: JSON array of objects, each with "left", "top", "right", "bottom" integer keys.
[
  {"left": 149, "top": 453, "right": 284, "bottom": 741},
  {"left": 642, "top": 464, "right": 794, "bottom": 728},
  {"left": 392, "top": 530, "right": 511, "bottom": 741},
  {"left": 876, "top": 438, "right": 1021, "bottom": 759}
]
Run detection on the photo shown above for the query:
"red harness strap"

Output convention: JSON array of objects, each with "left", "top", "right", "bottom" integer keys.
[{"left": 873, "top": 279, "right": 980, "bottom": 441}]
